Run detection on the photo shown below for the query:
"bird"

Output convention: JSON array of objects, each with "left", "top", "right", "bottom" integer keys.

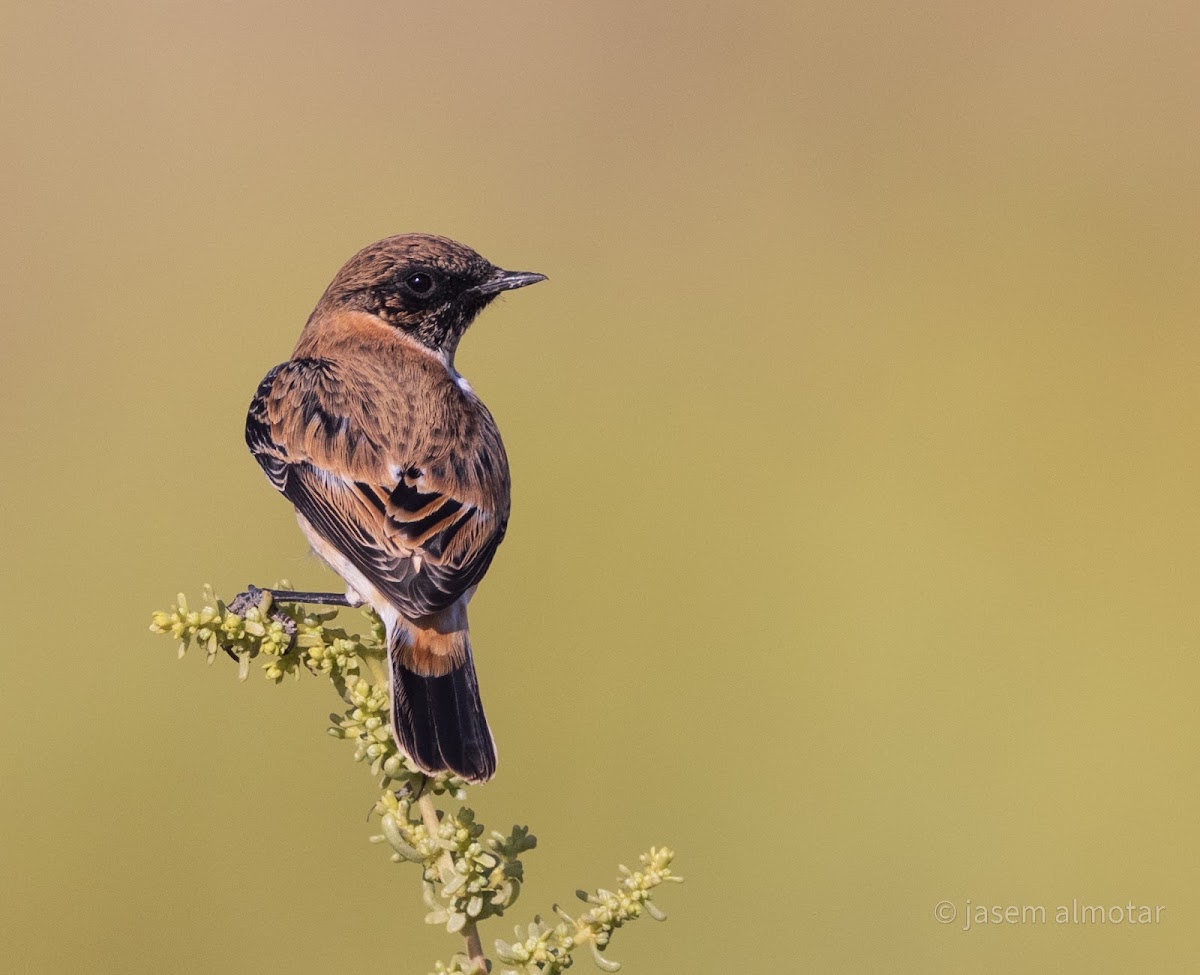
[{"left": 243, "top": 233, "right": 546, "bottom": 783}]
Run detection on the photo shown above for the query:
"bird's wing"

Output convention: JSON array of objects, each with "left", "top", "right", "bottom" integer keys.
[{"left": 246, "top": 357, "right": 509, "bottom": 619}]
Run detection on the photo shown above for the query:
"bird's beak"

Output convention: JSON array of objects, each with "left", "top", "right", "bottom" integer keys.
[{"left": 471, "top": 268, "right": 548, "bottom": 296}]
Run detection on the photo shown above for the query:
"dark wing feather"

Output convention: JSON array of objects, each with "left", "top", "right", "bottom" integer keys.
[{"left": 245, "top": 357, "right": 509, "bottom": 618}]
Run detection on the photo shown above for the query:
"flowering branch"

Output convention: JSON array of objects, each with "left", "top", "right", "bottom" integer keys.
[{"left": 150, "top": 584, "right": 680, "bottom": 974}]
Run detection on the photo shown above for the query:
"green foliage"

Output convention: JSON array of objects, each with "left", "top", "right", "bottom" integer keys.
[
  {"left": 150, "top": 585, "right": 680, "bottom": 973},
  {"left": 493, "top": 848, "right": 681, "bottom": 975}
]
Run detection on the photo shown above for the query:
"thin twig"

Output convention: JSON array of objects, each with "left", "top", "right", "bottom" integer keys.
[
  {"left": 417, "top": 791, "right": 490, "bottom": 972},
  {"left": 417, "top": 792, "right": 454, "bottom": 881},
  {"left": 462, "top": 920, "right": 487, "bottom": 973}
]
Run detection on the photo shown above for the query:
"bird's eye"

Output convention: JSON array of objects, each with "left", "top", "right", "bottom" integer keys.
[{"left": 403, "top": 271, "right": 437, "bottom": 295}]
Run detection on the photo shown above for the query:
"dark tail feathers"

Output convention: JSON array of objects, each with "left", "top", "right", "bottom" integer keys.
[{"left": 388, "top": 643, "right": 497, "bottom": 783}]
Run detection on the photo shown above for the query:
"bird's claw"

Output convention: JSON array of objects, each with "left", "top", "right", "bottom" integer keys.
[
  {"left": 228, "top": 585, "right": 298, "bottom": 637},
  {"left": 227, "top": 585, "right": 264, "bottom": 616}
]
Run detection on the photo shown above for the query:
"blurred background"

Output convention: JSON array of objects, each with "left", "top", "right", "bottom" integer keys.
[{"left": 3, "top": 1, "right": 1200, "bottom": 971}]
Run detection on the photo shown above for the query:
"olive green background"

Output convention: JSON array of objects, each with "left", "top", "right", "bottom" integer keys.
[{"left": 3, "top": 2, "right": 1200, "bottom": 972}]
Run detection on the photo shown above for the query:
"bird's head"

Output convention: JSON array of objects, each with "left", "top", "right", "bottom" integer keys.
[{"left": 315, "top": 233, "right": 546, "bottom": 357}]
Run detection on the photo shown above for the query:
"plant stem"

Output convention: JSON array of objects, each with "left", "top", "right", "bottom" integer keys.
[
  {"left": 417, "top": 790, "right": 490, "bottom": 971},
  {"left": 462, "top": 920, "right": 487, "bottom": 973},
  {"left": 416, "top": 792, "right": 453, "bottom": 879}
]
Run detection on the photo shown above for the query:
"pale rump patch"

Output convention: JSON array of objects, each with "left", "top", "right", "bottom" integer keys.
[
  {"left": 297, "top": 512, "right": 475, "bottom": 677},
  {"left": 392, "top": 612, "right": 471, "bottom": 677},
  {"left": 297, "top": 513, "right": 399, "bottom": 633}
]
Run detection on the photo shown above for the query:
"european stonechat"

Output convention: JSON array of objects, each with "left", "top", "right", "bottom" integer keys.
[{"left": 245, "top": 234, "right": 546, "bottom": 782}]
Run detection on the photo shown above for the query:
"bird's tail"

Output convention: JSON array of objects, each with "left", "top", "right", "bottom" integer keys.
[{"left": 386, "top": 616, "right": 497, "bottom": 783}]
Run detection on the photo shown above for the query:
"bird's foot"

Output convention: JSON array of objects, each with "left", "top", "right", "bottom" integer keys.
[{"left": 228, "top": 584, "right": 300, "bottom": 635}]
